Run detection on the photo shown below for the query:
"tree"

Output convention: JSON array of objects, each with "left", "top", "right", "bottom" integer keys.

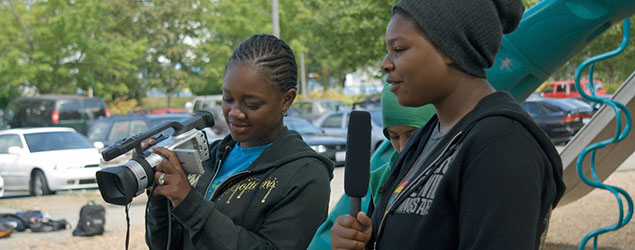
[
  {"left": 0, "top": 0, "right": 146, "bottom": 107},
  {"left": 298, "top": 0, "right": 392, "bottom": 92},
  {"left": 190, "top": 0, "right": 272, "bottom": 95}
]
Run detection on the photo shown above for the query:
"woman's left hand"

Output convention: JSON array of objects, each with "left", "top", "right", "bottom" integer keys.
[{"left": 151, "top": 146, "right": 192, "bottom": 207}]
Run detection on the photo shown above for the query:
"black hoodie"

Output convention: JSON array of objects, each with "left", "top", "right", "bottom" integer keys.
[
  {"left": 369, "top": 92, "right": 565, "bottom": 250},
  {"left": 146, "top": 127, "right": 334, "bottom": 250}
]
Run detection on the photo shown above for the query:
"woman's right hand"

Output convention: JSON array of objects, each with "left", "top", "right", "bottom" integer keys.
[{"left": 331, "top": 212, "right": 373, "bottom": 250}]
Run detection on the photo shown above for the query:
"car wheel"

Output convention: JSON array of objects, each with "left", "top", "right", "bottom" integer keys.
[{"left": 30, "top": 171, "right": 53, "bottom": 196}]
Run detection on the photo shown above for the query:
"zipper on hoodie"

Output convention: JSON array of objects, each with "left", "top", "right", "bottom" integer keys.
[
  {"left": 206, "top": 145, "right": 231, "bottom": 200},
  {"left": 210, "top": 169, "right": 253, "bottom": 201},
  {"left": 374, "top": 131, "right": 463, "bottom": 248}
]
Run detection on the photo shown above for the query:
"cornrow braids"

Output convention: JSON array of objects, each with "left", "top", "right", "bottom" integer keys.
[{"left": 228, "top": 34, "right": 298, "bottom": 93}]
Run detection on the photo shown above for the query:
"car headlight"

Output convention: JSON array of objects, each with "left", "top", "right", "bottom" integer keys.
[{"left": 310, "top": 145, "right": 327, "bottom": 153}]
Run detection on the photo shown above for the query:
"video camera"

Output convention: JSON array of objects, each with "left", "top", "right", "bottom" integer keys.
[{"left": 96, "top": 111, "right": 215, "bottom": 205}]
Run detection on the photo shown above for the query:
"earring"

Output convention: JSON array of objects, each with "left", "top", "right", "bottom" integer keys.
[{"left": 282, "top": 110, "right": 288, "bottom": 117}]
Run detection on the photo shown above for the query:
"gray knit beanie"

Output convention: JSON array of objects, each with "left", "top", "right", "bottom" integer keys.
[{"left": 392, "top": 0, "right": 524, "bottom": 78}]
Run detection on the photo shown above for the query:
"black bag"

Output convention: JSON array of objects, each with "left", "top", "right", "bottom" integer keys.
[
  {"left": 72, "top": 201, "right": 105, "bottom": 237},
  {"left": 0, "top": 214, "right": 27, "bottom": 232},
  {"left": 30, "top": 219, "right": 69, "bottom": 233}
]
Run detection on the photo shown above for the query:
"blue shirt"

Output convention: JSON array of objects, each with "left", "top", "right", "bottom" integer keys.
[{"left": 204, "top": 142, "right": 271, "bottom": 199}]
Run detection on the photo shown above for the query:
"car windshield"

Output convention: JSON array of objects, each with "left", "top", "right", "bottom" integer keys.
[
  {"left": 88, "top": 120, "right": 111, "bottom": 141},
  {"left": 24, "top": 131, "right": 94, "bottom": 152},
  {"left": 562, "top": 98, "right": 594, "bottom": 112},
  {"left": 541, "top": 99, "right": 577, "bottom": 112},
  {"left": 285, "top": 118, "right": 323, "bottom": 135}
]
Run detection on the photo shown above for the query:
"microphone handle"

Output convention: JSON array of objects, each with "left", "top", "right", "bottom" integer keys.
[{"left": 350, "top": 197, "right": 361, "bottom": 216}]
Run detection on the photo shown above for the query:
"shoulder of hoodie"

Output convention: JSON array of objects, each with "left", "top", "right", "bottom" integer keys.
[
  {"left": 265, "top": 128, "right": 335, "bottom": 180},
  {"left": 458, "top": 92, "right": 544, "bottom": 157}
]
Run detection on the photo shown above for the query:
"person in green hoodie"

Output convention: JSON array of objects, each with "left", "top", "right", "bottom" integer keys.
[
  {"left": 145, "top": 34, "right": 334, "bottom": 250},
  {"left": 307, "top": 83, "right": 434, "bottom": 249}
]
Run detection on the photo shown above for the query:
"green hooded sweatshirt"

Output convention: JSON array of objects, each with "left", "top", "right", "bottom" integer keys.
[{"left": 369, "top": 83, "right": 435, "bottom": 206}]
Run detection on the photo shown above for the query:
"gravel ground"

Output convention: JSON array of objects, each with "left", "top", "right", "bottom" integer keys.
[
  {"left": 1, "top": 169, "right": 634, "bottom": 250},
  {"left": 544, "top": 169, "right": 635, "bottom": 250}
]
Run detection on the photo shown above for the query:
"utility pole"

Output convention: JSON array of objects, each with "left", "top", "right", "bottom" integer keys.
[
  {"left": 272, "top": 0, "right": 280, "bottom": 38},
  {"left": 272, "top": 0, "right": 306, "bottom": 95}
]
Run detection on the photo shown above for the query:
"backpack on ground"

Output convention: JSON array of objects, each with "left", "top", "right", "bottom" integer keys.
[{"left": 72, "top": 201, "right": 105, "bottom": 237}]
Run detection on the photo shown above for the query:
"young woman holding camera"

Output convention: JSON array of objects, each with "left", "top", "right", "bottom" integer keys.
[{"left": 145, "top": 34, "right": 334, "bottom": 250}]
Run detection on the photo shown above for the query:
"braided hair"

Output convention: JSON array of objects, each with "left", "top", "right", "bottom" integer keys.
[{"left": 227, "top": 34, "right": 298, "bottom": 93}]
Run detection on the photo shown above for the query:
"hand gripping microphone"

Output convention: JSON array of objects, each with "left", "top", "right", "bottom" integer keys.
[{"left": 344, "top": 111, "right": 371, "bottom": 216}]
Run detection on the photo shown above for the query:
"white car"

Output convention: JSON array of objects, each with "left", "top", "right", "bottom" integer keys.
[
  {"left": 313, "top": 108, "right": 386, "bottom": 153},
  {"left": 0, "top": 127, "right": 102, "bottom": 196}
]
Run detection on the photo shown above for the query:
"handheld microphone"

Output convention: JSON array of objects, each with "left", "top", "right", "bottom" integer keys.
[{"left": 344, "top": 111, "right": 371, "bottom": 216}]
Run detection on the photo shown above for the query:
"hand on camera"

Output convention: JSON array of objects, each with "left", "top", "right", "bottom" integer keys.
[
  {"left": 331, "top": 212, "right": 372, "bottom": 250},
  {"left": 149, "top": 146, "right": 192, "bottom": 207},
  {"left": 134, "top": 137, "right": 156, "bottom": 157}
]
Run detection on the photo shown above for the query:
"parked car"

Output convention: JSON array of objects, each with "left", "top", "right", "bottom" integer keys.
[
  {"left": 129, "top": 108, "right": 187, "bottom": 114},
  {"left": 312, "top": 108, "right": 385, "bottom": 153},
  {"left": 0, "top": 127, "right": 102, "bottom": 196},
  {"left": 522, "top": 98, "right": 594, "bottom": 144},
  {"left": 5, "top": 95, "right": 109, "bottom": 135},
  {"left": 88, "top": 113, "right": 193, "bottom": 147},
  {"left": 290, "top": 99, "right": 346, "bottom": 122},
  {"left": 191, "top": 95, "right": 223, "bottom": 111},
  {"left": 196, "top": 107, "right": 227, "bottom": 135},
  {"left": 87, "top": 113, "right": 223, "bottom": 168},
  {"left": 0, "top": 175, "right": 4, "bottom": 197},
  {"left": 559, "top": 98, "right": 595, "bottom": 124},
  {"left": 284, "top": 117, "right": 347, "bottom": 166},
  {"left": 577, "top": 94, "right": 613, "bottom": 111},
  {"left": 188, "top": 96, "right": 228, "bottom": 135},
  {"left": 537, "top": 80, "right": 606, "bottom": 98}
]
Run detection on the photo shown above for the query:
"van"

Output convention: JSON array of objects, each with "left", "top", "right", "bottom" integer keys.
[
  {"left": 189, "top": 95, "right": 227, "bottom": 134},
  {"left": 291, "top": 99, "right": 346, "bottom": 122},
  {"left": 5, "top": 95, "right": 109, "bottom": 135},
  {"left": 191, "top": 95, "right": 223, "bottom": 112}
]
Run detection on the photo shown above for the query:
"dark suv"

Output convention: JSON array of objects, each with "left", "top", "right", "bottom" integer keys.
[
  {"left": 5, "top": 95, "right": 109, "bottom": 135},
  {"left": 87, "top": 113, "right": 224, "bottom": 168}
]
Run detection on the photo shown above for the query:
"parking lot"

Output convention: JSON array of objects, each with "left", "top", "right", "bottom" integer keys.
[{"left": 0, "top": 151, "right": 634, "bottom": 249}]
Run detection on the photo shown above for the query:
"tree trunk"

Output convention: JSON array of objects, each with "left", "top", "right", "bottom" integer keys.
[
  {"left": 167, "top": 90, "right": 172, "bottom": 108},
  {"left": 321, "top": 69, "right": 331, "bottom": 97}
]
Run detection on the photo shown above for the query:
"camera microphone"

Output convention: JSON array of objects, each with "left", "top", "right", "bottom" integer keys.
[{"left": 344, "top": 111, "right": 371, "bottom": 216}]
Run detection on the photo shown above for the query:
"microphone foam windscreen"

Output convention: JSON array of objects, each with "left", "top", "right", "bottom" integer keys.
[{"left": 344, "top": 111, "right": 371, "bottom": 198}]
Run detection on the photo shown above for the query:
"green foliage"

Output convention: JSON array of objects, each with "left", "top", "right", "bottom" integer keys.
[
  {"left": 0, "top": 0, "right": 632, "bottom": 108},
  {"left": 107, "top": 96, "right": 192, "bottom": 115},
  {"left": 297, "top": 0, "right": 393, "bottom": 91},
  {"left": 0, "top": 0, "right": 145, "bottom": 100},
  {"left": 106, "top": 97, "right": 139, "bottom": 115}
]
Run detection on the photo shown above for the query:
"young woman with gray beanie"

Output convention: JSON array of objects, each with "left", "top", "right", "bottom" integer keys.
[{"left": 331, "top": 0, "right": 565, "bottom": 249}]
